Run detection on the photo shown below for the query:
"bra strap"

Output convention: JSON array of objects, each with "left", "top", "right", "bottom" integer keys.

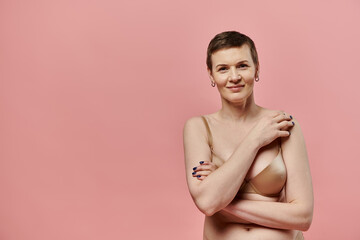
[{"left": 201, "top": 116, "right": 213, "bottom": 150}]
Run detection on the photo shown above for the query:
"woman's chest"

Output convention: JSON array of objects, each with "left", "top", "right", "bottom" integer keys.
[{"left": 211, "top": 130, "right": 281, "bottom": 179}]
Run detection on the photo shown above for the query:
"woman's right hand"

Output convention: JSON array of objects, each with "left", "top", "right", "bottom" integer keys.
[
  {"left": 247, "top": 111, "right": 294, "bottom": 148},
  {"left": 192, "top": 161, "right": 218, "bottom": 181}
]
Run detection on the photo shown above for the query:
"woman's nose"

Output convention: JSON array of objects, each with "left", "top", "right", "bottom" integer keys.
[{"left": 229, "top": 68, "right": 241, "bottom": 81}]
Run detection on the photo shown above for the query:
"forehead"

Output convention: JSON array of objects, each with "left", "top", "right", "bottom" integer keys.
[{"left": 211, "top": 45, "right": 253, "bottom": 65}]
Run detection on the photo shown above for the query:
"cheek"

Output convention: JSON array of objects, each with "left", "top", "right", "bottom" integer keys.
[
  {"left": 244, "top": 72, "right": 256, "bottom": 84},
  {"left": 213, "top": 75, "right": 227, "bottom": 85},
  {"left": 244, "top": 78, "right": 255, "bottom": 85}
]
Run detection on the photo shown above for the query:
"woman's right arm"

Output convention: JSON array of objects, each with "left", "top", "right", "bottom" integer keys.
[
  {"left": 184, "top": 116, "right": 259, "bottom": 216},
  {"left": 183, "top": 112, "right": 292, "bottom": 216}
]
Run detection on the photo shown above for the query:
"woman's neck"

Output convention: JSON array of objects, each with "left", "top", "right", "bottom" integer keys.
[{"left": 218, "top": 93, "right": 260, "bottom": 123}]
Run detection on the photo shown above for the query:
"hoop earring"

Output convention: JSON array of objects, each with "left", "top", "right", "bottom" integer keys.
[{"left": 211, "top": 81, "right": 216, "bottom": 87}]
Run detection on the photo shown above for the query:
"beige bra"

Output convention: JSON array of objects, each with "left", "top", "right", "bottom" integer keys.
[{"left": 201, "top": 116, "right": 287, "bottom": 197}]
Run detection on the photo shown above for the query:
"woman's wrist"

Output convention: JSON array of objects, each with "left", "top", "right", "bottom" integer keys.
[{"left": 243, "top": 134, "right": 261, "bottom": 153}]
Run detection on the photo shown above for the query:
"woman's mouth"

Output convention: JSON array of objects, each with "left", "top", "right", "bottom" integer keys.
[{"left": 227, "top": 85, "right": 245, "bottom": 92}]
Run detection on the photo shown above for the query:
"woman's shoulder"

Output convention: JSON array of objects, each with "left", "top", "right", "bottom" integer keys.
[
  {"left": 184, "top": 112, "right": 217, "bottom": 124},
  {"left": 183, "top": 112, "right": 219, "bottom": 136},
  {"left": 183, "top": 115, "right": 206, "bottom": 132},
  {"left": 256, "top": 106, "right": 293, "bottom": 118},
  {"left": 183, "top": 115, "right": 211, "bottom": 144}
]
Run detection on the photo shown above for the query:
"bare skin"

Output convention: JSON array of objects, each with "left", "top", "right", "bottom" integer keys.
[{"left": 183, "top": 46, "right": 313, "bottom": 239}]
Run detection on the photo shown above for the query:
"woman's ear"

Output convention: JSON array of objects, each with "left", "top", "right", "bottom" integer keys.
[
  {"left": 207, "top": 68, "right": 214, "bottom": 81},
  {"left": 207, "top": 68, "right": 216, "bottom": 86},
  {"left": 256, "top": 65, "right": 260, "bottom": 78}
]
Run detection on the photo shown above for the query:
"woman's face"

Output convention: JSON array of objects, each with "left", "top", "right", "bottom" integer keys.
[{"left": 208, "top": 45, "right": 258, "bottom": 104}]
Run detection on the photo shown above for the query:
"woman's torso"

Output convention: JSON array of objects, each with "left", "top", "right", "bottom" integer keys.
[{"left": 201, "top": 112, "right": 303, "bottom": 240}]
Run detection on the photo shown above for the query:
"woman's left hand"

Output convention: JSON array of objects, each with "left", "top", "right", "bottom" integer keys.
[{"left": 192, "top": 161, "right": 218, "bottom": 180}]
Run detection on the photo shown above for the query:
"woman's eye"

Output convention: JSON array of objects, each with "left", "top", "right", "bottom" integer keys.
[{"left": 237, "top": 64, "right": 248, "bottom": 68}]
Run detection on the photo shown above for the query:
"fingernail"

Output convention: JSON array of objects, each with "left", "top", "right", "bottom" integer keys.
[
  {"left": 289, "top": 131, "right": 291, "bottom": 136},
  {"left": 192, "top": 172, "right": 196, "bottom": 175},
  {"left": 197, "top": 175, "right": 201, "bottom": 178},
  {"left": 292, "top": 121, "right": 295, "bottom": 125},
  {"left": 290, "top": 115, "right": 293, "bottom": 119},
  {"left": 193, "top": 167, "right": 197, "bottom": 170},
  {"left": 199, "top": 161, "right": 204, "bottom": 164}
]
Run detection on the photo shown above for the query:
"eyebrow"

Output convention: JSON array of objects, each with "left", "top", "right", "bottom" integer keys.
[{"left": 215, "top": 60, "right": 249, "bottom": 68}]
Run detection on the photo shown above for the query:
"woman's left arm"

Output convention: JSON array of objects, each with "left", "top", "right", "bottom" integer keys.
[{"left": 221, "top": 118, "right": 314, "bottom": 231}]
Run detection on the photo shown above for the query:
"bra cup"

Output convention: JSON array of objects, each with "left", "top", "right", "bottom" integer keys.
[
  {"left": 249, "top": 152, "right": 287, "bottom": 196},
  {"left": 210, "top": 149, "right": 287, "bottom": 197}
]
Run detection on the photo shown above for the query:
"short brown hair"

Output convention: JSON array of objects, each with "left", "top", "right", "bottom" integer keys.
[{"left": 206, "top": 31, "right": 259, "bottom": 72}]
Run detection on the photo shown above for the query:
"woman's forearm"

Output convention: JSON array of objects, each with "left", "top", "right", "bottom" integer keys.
[
  {"left": 195, "top": 138, "right": 259, "bottom": 216},
  {"left": 222, "top": 198, "right": 313, "bottom": 231}
]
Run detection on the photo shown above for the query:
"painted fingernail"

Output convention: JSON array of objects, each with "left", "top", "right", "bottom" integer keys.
[
  {"left": 199, "top": 161, "right": 204, "bottom": 164},
  {"left": 192, "top": 172, "right": 196, "bottom": 175},
  {"left": 288, "top": 131, "right": 291, "bottom": 136},
  {"left": 292, "top": 121, "right": 295, "bottom": 125},
  {"left": 290, "top": 115, "right": 293, "bottom": 119},
  {"left": 193, "top": 167, "right": 197, "bottom": 170},
  {"left": 197, "top": 175, "right": 201, "bottom": 178}
]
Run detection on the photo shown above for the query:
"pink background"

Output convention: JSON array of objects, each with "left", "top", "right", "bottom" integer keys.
[{"left": 1, "top": 0, "right": 359, "bottom": 239}]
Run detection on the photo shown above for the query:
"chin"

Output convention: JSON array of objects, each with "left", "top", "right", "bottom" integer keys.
[
  {"left": 225, "top": 97, "right": 247, "bottom": 104},
  {"left": 223, "top": 92, "right": 253, "bottom": 104},
  {"left": 229, "top": 93, "right": 250, "bottom": 101}
]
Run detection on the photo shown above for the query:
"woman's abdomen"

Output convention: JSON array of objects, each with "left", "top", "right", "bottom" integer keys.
[
  {"left": 203, "top": 194, "right": 298, "bottom": 240},
  {"left": 204, "top": 216, "right": 298, "bottom": 240}
]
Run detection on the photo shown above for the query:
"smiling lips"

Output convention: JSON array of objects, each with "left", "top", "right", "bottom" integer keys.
[{"left": 227, "top": 85, "right": 245, "bottom": 91}]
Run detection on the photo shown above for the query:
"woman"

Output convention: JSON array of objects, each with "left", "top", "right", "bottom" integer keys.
[{"left": 183, "top": 31, "right": 313, "bottom": 240}]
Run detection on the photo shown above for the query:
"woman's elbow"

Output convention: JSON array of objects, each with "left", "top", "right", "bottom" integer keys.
[
  {"left": 298, "top": 208, "right": 313, "bottom": 231},
  {"left": 190, "top": 184, "right": 227, "bottom": 216},
  {"left": 194, "top": 197, "right": 218, "bottom": 217},
  {"left": 200, "top": 207, "right": 216, "bottom": 217}
]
